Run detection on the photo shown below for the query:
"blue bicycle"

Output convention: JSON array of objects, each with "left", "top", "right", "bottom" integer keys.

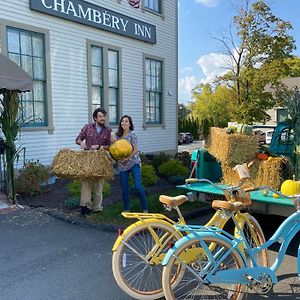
[{"left": 162, "top": 187, "right": 300, "bottom": 300}]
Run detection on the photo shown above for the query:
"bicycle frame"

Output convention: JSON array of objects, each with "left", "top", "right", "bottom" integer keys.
[{"left": 166, "top": 209, "right": 300, "bottom": 287}]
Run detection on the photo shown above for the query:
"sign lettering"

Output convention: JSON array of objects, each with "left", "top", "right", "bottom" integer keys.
[{"left": 30, "top": 0, "right": 156, "bottom": 44}]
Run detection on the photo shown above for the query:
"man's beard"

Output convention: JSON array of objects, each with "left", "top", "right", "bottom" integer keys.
[{"left": 97, "top": 121, "right": 105, "bottom": 127}]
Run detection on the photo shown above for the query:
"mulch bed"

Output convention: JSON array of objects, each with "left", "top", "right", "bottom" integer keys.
[{"left": 18, "top": 176, "right": 176, "bottom": 212}]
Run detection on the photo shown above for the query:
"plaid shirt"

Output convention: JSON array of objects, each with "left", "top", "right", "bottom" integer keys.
[{"left": 76, "top": 123, "right": 112, "bottom": 149}]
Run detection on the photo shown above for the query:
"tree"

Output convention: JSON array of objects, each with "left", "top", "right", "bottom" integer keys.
[
  {"left": 178, "top": 103, "right": 191, "bottom": 119},
  {"left": 191, "top": 84, "right": 235, "bottom": 127},
  {"left": 214, "top": 0, "right": 296, "bottom": 123}
]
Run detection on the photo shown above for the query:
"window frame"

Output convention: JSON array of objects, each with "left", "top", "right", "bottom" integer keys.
[
  {"left": 0, "top": 19, "right": 54, "bottom": 133},
  {"left": 87, "top": 40, "right": 122, "bottom": 127},
  {"left": 142, "top": 0, "right": 165, "bottom": 19},
  {"left": 143, "top": 54, "right": 165, "bottom": 128}
]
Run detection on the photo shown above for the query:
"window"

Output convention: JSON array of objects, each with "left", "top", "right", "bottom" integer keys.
[
  {"left": 145, "top": 58, "right": 162, "bottom": 124},
  {"left": 276, "top": 108, "right": 288, "bottom": 123},
  {"left": 89, "top": 43, "right": 120, "bottom": 125},
  {"left": 144, "top": 0, "right": 162, "bottom": 13},
  {"left": 6, "top": 27, "right": 47, "bottom": 127}
]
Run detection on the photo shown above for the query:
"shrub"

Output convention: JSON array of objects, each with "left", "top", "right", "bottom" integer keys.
[
  {"left": 158, "top": 160, "right": 189, "bottom": 177},
  {"left": 64, "top": 197, "right": 80, "bottom": 209},
  {"left": 152, "top": 152, "right": 172, "bottom": 172},
  {"left": 175, "top": 151, "right": 191, "bottom": 168},
  {"left": 139, "top": 152, "right": 152, "bottom": 165},
  {"left": 168, "top": 175, "right": 186, "bottom": 185},
  {"left": 129, "top": 164, "right": 158, "bottom": 187},
  {"left": 67, "top": 179, "right": 111, "bottom": 198},
  {"left": 15, "top": 160, "right": 50, "bottom": 196}
]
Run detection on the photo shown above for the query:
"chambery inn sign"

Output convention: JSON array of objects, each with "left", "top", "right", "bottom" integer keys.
[{"left": 29, "top": 0, "right": 156, "bottom": 43}]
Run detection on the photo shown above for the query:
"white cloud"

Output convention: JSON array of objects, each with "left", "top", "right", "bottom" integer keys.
[
  {"left": 178, "top": 76, "right": 198, "bottom": 104},
  {"left": 195, "top": 0, "right": 219, "bottom": 7},
  {"left": 197, "top": 53, "right": 232, "bottom": 83},
  {"left": 179, "top": 67, "right": 193, "bottom": 74}
]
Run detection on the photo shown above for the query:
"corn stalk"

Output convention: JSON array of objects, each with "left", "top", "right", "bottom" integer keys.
[
  {"left": 283, "top": 87, "right": 300, "bottom": 180},
  {"left": 0, "top": 90, "right": 21, "bottom": 203}
]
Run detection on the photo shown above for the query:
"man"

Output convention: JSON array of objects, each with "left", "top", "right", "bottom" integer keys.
[{"left": 76, "top": 108, "right": 112, "bottom": 216}]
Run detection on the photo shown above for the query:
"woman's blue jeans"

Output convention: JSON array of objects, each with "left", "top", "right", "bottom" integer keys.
[{"left": 119, "top": 164, "right": 148, "bottom": 211}]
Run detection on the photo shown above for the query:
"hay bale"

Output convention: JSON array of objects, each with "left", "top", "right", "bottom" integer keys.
[
  {"left": 255, "top": 157, "right": 292, "bottom": 190},
  {"left": 221, "top": 160, "right": 260, "bottom": 188},
  {"left": 52, "top": 148, "right": 113, "bottom": 179},
  {"left": 208, "top": 127, "right": 258, "bottom": 167}
]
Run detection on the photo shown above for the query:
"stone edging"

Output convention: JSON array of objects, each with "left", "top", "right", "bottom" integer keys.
[{"left": 40, "top": 206, "right": 214, "bottom": 232}]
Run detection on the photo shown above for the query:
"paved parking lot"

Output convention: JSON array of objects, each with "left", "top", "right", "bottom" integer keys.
[{"left": 178, "top": 140, "right": 205, "bottom": 153}]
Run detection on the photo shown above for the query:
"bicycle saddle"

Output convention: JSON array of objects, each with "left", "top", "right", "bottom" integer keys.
[
  {"left": 159, "top": 195, "right": 188, "bottom": 207},
  {"left": 212, "top": 200, "right": 245, "bottom": 211}
]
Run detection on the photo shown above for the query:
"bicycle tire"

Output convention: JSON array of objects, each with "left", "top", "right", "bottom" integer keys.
[
  {"left": 112, "top": 220, "right": 182, "bottom": 299},
  {"left": 162, "top": 235, "right": 246, "bottom": 300},
  {"left": 237, "top": 214, "right": 268, "bottom": 267}
]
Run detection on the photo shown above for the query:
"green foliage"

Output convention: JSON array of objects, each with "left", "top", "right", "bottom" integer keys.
[
  {"left": 175, "top": 151, "right": 191, "bottom": 168},
  {"left": 152, "top": 152, "right": 172, "bottom": 172},
  {"left": 178, "top": 103, "right": 191, "bottom": 119},
  {"left": 158, "top": 160, "right": 189, "bottom": 177},
  {"left": 64, "top": 197, "right": 80, "bottom": 209},
  {"left": 129, "top": 164, "right": 158, "bottom": 187},
  {"left": 167, "top": 175, "right": 186, "bottom": 185},
  {"left": 67, "top": 179, "right": 111, "bottom": 198},
  {"left": 15, "top": 160, "right": 50, "bottom": 196},
  {"left": 139, "top": 152, "right": 152, "bottom": 165}
]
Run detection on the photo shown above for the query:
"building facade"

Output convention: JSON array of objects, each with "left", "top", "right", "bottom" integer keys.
[{"left": 0, "top": 0, "right": 178, "bottom": 166}]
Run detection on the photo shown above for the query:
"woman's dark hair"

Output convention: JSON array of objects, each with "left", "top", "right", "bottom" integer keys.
[
  {"left": 93, "top": 108, "right": 107, "bottom": 121},
  {"left": 116, "top": 115, "right": 134, "bottom": 137}
]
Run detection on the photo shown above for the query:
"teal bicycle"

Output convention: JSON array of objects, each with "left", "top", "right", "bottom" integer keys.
[{"left": 162, "top": 187, "right": 300, "bottom": 300}]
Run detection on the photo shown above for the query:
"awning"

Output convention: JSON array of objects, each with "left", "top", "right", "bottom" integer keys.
[{"left": 0, "top": 53, "right": 33, "bottom": 92}]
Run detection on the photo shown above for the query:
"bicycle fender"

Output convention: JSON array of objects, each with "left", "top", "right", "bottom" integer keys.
[
  {"left": 162, "top": 233, "right": 197, "bottom": 266},
  {"left": 112, "top": 219, "right": 173, "bottom": 252},
  {"left": 162, "top": 231, "right": 248, "bottom": 266}
]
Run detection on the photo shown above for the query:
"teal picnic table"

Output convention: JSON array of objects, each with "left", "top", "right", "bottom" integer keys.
[{"left": 177, "top": 182, "right": 295, "bottom": 217}]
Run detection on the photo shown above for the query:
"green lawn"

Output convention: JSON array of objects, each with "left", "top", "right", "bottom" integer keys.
[{"left": 88, "top": 188, "right": 208, "bottom": 227}]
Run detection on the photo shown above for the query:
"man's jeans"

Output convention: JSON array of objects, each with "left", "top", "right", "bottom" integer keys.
[
  {"left": 119, "top": 164, "right": 148, "bottom": 211},
  {"left": 80, "top": 178, "right": 104, "bottom": 211}
]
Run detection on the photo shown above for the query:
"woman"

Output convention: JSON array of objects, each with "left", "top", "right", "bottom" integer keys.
[{"left": 115, "top": 115, "right": 148, "bottom": 213}]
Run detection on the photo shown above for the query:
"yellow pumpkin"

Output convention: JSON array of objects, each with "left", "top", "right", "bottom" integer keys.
[
  {"left": 280, "top": 179, "right": 300, "bottom": 196},
  {"left": 109, "top": 139, "right": 132, "bottom": 160}
]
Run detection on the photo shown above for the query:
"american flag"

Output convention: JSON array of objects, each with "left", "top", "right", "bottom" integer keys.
[{"left": 127, "top": 0, "right": 140, "bottom": 8}]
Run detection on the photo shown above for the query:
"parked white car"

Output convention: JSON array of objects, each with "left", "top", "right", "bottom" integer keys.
[{"left": 266, "top": 130, "right": 274, "bottom": 145}]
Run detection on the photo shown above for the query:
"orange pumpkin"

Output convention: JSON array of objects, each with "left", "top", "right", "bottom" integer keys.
[
  {"left": 255, "top": 153, "right": 269, "bottom": 160},
  {"left": 109, "top": 139, "right": 133, "bottom": 160}
]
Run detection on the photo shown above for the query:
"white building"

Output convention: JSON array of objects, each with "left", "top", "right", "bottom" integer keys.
[{"left": 0, "top": 0, "right": 178, "bottom": 166}]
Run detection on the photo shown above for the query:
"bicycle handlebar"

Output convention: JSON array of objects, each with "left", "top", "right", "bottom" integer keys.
[{"left": 185, "top": 178, "right": 245, "bottom": 192}]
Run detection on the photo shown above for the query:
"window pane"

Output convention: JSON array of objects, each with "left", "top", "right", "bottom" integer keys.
[
  {"left": 108, "top": 50, "right": 118, "bottom": 69},
  {"left": 7, "top": 28, "right": 20, "bottom": 53},
  {"left": 92, "top": 66, "right": 102, "bottom": 85},
  {"left": 33, "top": 57, "right": 45, "bottom": 80},
  {"left": 145, "top": 59, "right": 151, "bottom": 75},
  {"left": 150, "top": 60, "right": 156, "bottom": 76},
  {"left": 156, "top": 107, "right": 160, "bottom": 123},
  {"left": 21, "top": 55, "right": 33, "bottom": 77},
  {"left": 109, "top": 69, "right": 118, "bottom": 87},
  {"left": 33, "top": 81, "right": 45, "bottom": 101},
  {"left": 109, "top": 106, "right": 117, "bottom": 124},
  {"left": 32, "top": 35, "right": 44, "bottom": 57},
  {"left": 8, "top": 53, "right": 20, "bottom": 66},
  {"left": 20, "top": 32, "right": 32, "bottom": 55},
  {"left": 109, "top": 88, "right": 117, "bottom": 105},
  {"left": 22, "top": 101, "right": 34, "bottom": 122},
  {"left": 34, "top": 101, "right": 45, "bottom": 123},
  {"left": 92, "top": 86, "right": 102, "bottom": 106},
  {"left": 92, "top": 46, "right": 102, "bottom": 67}
]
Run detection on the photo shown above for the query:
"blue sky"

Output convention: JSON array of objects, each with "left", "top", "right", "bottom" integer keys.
[{"left": 178, "top": 0, "right": 300, "bottom": 104}]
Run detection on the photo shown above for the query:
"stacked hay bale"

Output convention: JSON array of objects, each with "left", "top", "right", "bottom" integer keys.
[
  {"left": 207, "top": 127, "right": 291, "bottom": 189},
  {"left": 51, "top": 147, "right": 113, "bottom": 180}
]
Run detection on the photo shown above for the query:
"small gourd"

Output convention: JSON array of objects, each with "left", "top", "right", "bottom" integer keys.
[
  {"left": 256, "top": 153, "right": 269, "bottom": 160},
  {"left": 280, "top": 177, "right": 300, "bottom": 196}
]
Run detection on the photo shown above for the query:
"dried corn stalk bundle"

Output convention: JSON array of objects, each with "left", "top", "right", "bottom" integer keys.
[
  {"left": 255, "top": 157, "right": 292, "bottom": 190},
  {"left": 208, "top": 127, "right": 258, "bottom": 167},
  {"left": 52, "top": 148, "right": 113, "bottom": 179}
]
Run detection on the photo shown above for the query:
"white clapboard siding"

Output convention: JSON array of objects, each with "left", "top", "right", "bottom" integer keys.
[{"left": 1, "top": 0, "right": 178, "bottom": 166}]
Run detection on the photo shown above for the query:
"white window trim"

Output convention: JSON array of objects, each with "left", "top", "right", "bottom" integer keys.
[{"left": 0, "top": 19, "right": 54, "bottom": 133}]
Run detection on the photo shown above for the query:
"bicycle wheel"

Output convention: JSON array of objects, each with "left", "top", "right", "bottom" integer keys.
[
  {"left": 112, "top": 221, "right": 182, "bottom": 299},
  {"left": 162, "top": 235, "right": 246, "bottom": 300},
  {"left": 238, "top": 214, "right": 268, "bottom": 267}
]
